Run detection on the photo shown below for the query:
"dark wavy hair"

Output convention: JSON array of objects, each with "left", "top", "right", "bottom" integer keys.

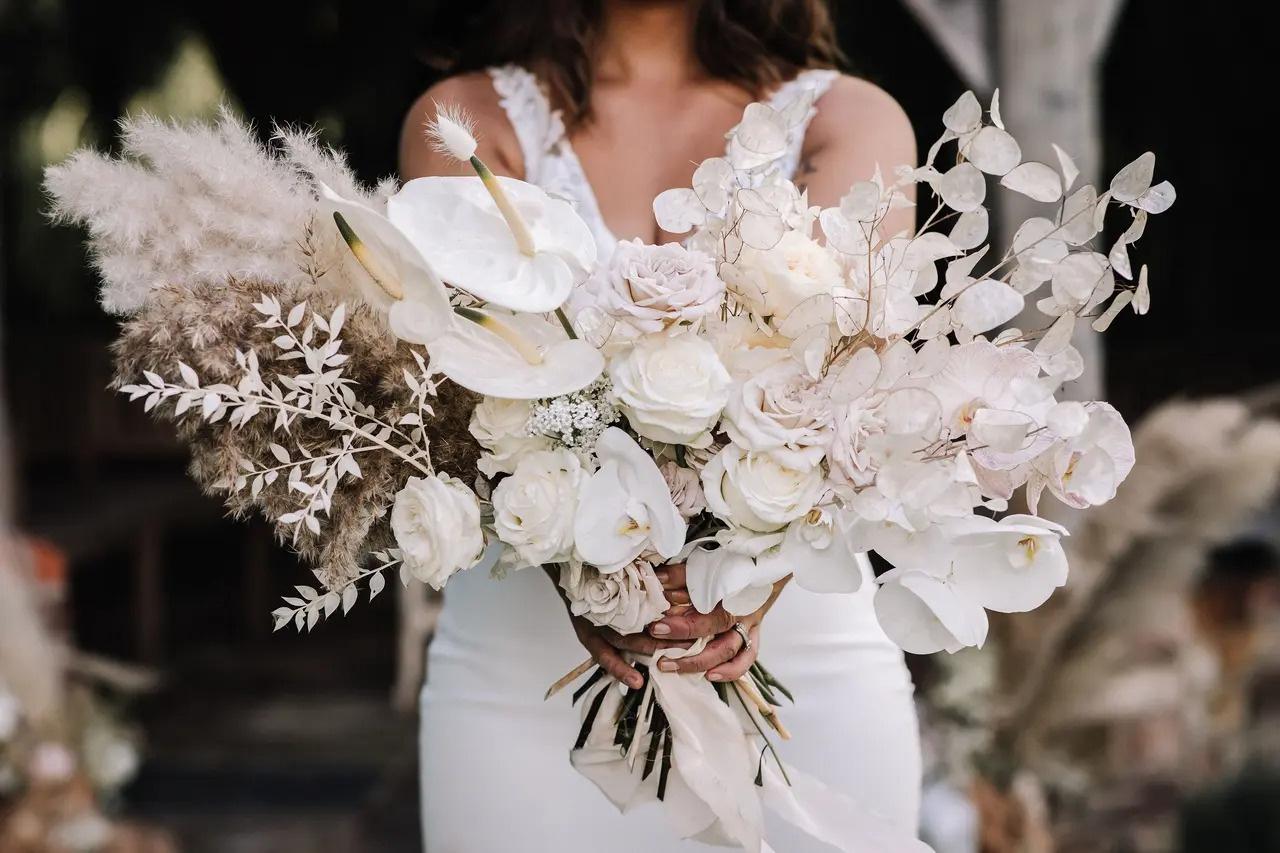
[{"left": 422, "top": 0, "right": 843, "bottom": 127}]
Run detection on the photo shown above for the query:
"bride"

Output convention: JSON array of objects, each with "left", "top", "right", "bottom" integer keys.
[{"left": 401, "top": 1, "right": 921, "bottom": 849}]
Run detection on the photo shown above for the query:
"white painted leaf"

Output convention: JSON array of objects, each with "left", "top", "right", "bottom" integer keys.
[
  {"left": 1110, "top": 152, "right": 1155, "bottom": 203},
  {"left": 830, "top": 346, "right": 880, "bottom": 404},
  {"left": 1134, "top": 265, "right": 1151, "bottom": 315},
  {"left": 841, "top": 181, "right": 882, "bottom": 222},
  {"left": 201, "top": 393, "right": 221, "bottom": 418},
  {"left": 1051, "top": 143, "right": 1080, "bottom": 192},
  {"left": 970, "top": 409, "right": 1033, "bottom": 452},
  {"left": 653, "top": 188, "right": 706, "bottom": 233},
  {"left": 287, "top": 302, "right": 307, "bottom": 328},
  {"left": 1001, "top": 162, "right": 1062, "bottom": 203},
  {"left": 692, "top": 158, "right": 733, "bottom": 211},
  {"left": 1051, "top": 252, "right": 1110, "bottom": 306},
  {"left": 939, "top": 162, "right": 987, "bottom": 212},
  {"left": 966, "top": 126, "right": 1021, "bottom": 175},
  {"left": 1036, "top": 311, "right": 1076, "bottom": 356},
  {"left": 269, "top": 442, "right": 290, "bottom": 463},
  {"left": 342, "top": 583, "right": 358, "bottom": 614},
  {"left": 178, "top": 362, "right": 199, "bottom": 387},
  {"left": 952, "top": 279, "right": 1024, "bottom": 333},
  {"left": 989, "top": 89, "right": 1004, "bottom": 129},
  {"left": 949, "top": 208, "right": 989, "bottom": 250},
  {"left": 1091, "top": 291, "right": 1133, "bottom": 332},
  {"left": 1135, "top": 180, "right": 1176, "bottom": 214},
  {"left": 369, "top": 571, "right": 387, "bottom": 599},
  {"left": 1058, "top": 185, "right": 1099, "bottom": 245},
  {"left": 322, "top": 591, "right": 340, "bottom": 618},
  {"left": 943, "top": 91, "right": 983, "bottom": 133}
]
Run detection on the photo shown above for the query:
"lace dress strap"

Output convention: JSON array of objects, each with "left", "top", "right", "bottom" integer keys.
[
  {"left": 486, "top": 64, "right": 568, "bottom": 183},
  {"left": 766, "top": 68, "right": 840, "bottom": 180}
]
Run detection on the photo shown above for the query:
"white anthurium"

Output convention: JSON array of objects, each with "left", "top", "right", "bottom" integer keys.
[
  {"left": 573, "top": 428, "right": 686, "bottom": 571},
  {"left": 427, "top": 310, "right": 604, "bottom": 399},
  {"left": 874, "top": 568, "right": 989, "bottom": 654},
  {"left": 413, "top": 108, "right": 596, "bottom": 313},
  {"left": 949, "top": 514, "right": 1069, "bottom": 613},
  {"left": 319, "top": 183, "right": 454, "bottom": 345},
  {"left": 388, "top": 176, "right": 595, "bottom": 313}
]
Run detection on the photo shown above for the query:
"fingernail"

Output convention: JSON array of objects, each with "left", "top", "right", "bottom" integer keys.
[
  {"left": 708, "top": 673, "right": 725, "bottom": 682},
  {"left": 658, "top": 661, "right": 678, "bottom": 672},
  {"left": 651, "top": 623, "right": 671, "bottom": 636}
]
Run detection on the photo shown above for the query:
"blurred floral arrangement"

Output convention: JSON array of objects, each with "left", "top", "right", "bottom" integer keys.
[
  {"left": 45, "top": 85, "right": 1173, "bottom": 850},
  {"left": 919, "top": 397, "right": 1280, "bottom": 850},
  {"left": 0, "top": 538, "right": 158, "bottom": 852}
]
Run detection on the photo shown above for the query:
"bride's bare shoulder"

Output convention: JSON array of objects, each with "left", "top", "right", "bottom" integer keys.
[
  {"left": 400, "top": 71, "right": 523, "bottom": 179},
  {"left": 807, "top": 73, "right": 915, "bottom": 165}
]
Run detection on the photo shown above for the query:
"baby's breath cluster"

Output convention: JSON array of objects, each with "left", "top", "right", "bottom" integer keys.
[{"left": 526, "top": 376, "right": 620, "bottom": 451}]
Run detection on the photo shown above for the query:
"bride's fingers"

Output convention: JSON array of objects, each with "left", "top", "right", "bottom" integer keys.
[
  {"left": 657, "top": 630, "right": 740, "bottom": 674},
  {"left": 707, "top": 624, "right": 758, "bottom": 682},
  {"left": 664, "top": 589, "right": 691, "bottom": 606},
  {"left": 649, "top": 605, "right": 734, "bottom": 640},
  {"left": 580, "top": 629, "right": 644, "bottom": 689},
  {"left": 655, "top": 562, "right": 686, "bottom": 590},
  {"left": 603, "top": 630, "right": 692, "bottom": 656}
]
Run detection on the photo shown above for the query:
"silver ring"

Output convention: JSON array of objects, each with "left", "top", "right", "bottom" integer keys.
[{"left": 731, "top": 621, "right": 752, "bottom": 651}]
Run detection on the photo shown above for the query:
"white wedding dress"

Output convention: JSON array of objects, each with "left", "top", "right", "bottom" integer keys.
[{"left": 419, "top": 65, "right": 922, "bottom": 852}]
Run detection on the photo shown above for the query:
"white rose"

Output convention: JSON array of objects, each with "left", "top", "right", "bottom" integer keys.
[
  {"left": 727, "top": 230, "right": 843, "bottom": 323},
  {"left": 391, "top": 474, "right": 485, "bottom": 589},
  {"left": 701, "top": 444, "right": 823, "bottom": 533},
  {"left": 723, "top": 361, "right": 831, "bottom": 468},
  {"left": 469, "top": 396, "right": 552, "bottom": 477},
  {"left": 826, "top": 401, "right": 886, "bottom": 489},
  {"left": 561, "top": 560, "right": 669, "bottom": 635},
  {"left": 574, "top": 239, "right": 724, "bottom": 342},
  {"left": 660, "top": 461, "right": 707, "bottom": 518},
  {"left": 608, "top": 333, "right": 731, "bottom": 446},
  {"left": 492, "top": 449, "right": 585, "bottom": 566}
]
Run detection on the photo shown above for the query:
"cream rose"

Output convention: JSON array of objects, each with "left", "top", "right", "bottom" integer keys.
[
  {"left": 608, "top": 333, "right": 731, "bottom": 446},
  {"left": 660, "top": 460, "right": 707, "bottom": 519},
  {"left": 560, "top": 560, "right": 669, "bottom": 635},
  {"left": 491, "top": 449, "right": 585, "bottom": 566},
  {"left": 390, "top": 473, "right": 485, "bottom": 589},
  {"left": 701, "top": 444, "right": 824, "bottom": 533},
  {"left": 826, "top": 401, "right": 886, "bottom": 490},
  {"left": 469, "top": 396, "right": 552, "bottom": 478},
  {"left": 575, "top": 239, "right": 724, "bottom": 340},
  {"left": 722, "top": 362, "right": 831, "bottom": 468},
  {"left": 727, "top": 230, "right": 843, "bottom": 323}
]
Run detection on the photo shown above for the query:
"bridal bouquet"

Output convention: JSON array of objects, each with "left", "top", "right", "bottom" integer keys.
[{"left": 47, "top": 86, "right": 1171, "bottom": 851}]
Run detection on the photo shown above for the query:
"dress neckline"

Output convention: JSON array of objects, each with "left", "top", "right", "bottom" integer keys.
[{"left": 488, "top": 65, "right": 839, "bottom": 253}]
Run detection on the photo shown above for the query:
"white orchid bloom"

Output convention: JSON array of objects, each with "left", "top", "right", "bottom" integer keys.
[
  {"left": 948, "top": 514, "right": 1068, "bottom": 613},
  {"left": 1029, "top": 402, "right": 1134, "bottom": 511},
  {"left": 758, "top": 506, "right": 865, "bottom": 594},
  {"left": 319, "top": 183, "right": 454, "bottom": 345},
  {"left": 409, "top": 107, "right": 596, "bottom": 314},
  {"left": 573, "top": 428, "right": 686, "bottom": 571},
  {"left": 874, "top": 568, "right": 989, "bottom": 654},
  {"left": 686, "top": 542, "right": 788, "bottom": 616},
  {"left": 427, "top": 310, "right": 604, "bottom": 399}
]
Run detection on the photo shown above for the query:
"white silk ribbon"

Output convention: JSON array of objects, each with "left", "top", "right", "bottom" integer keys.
[{"left": 569, "top": 642, "right": 933, "bottom": 852}]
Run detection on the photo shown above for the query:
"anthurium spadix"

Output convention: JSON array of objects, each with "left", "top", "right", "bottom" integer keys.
[
  {"left": 410, "top": 108, "right": 596, "bottom": 313},
  {"left": 573, "top": 428, "right": 686, "bottom": 571},
  {"left": 427, "top": 310, "right": 604, "bottom": 399},
  {"left": 320, "top": 183, "right": 453, "bottom": 345}
]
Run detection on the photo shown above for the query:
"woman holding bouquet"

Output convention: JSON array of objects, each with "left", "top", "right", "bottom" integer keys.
[{"left": 402, "top": 1, "right": 922, "bottom": 849}]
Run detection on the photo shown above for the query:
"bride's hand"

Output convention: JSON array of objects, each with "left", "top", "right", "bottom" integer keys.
[
  {"left": 569, "top": 614, "right": 692, "bottom": 690},
  {"left": 646, "top": 562, "right": 789, "bottom": 682}
]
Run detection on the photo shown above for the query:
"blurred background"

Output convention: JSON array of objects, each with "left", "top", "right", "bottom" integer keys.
[{"left": 0, "top": 1, "right": 1274, "bottom": 851}]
